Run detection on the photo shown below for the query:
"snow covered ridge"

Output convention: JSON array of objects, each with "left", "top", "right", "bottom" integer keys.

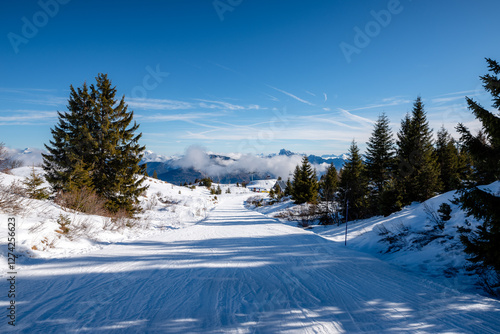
[
  {"left": 250, "top": 181, "right": 500, "bottom": 295},
  {"left": 0, "top": 167, "right": 225, "bottom": 259}
]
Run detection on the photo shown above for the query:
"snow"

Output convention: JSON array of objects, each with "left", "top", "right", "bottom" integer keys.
[
  {"left": 1, "top": 171, "right": 500, "bottom": 332},
  {"left": 247, "top": 179, "right": 277, "bottom": 192},
  {"left": 252, "top": 182, "right": 500, "bottom": 295}
]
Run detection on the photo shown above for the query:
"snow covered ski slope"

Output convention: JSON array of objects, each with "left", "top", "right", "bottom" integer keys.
[{"left": 7, "top": 194, "right": 500, "bottom": 333}]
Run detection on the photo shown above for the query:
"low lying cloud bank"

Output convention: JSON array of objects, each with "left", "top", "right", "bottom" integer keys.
[{"left": 173, "top": 145, "right": 329, "bottom": 179}]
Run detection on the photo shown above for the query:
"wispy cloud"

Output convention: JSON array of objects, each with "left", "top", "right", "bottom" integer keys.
[
  {"left": 263, "top": 93, "right": 279, "bottom": 102},
  {"left": 338, "top": 108, "right": 375, "bottom": 125},
  {"left": 0, "top": 87, "right": 58, "bottom": 94},
  {"left": 128, "top": 98, "right": 194, "bottom": 110},
  {"left": 195, "top": 99, "right": 247, "bottom": 111},
  {"left": 267, "top": 85, "right": 315, "bottom": 106},
  {"left": 299, "top": 114, "right": 360, "bottom": 129},
  {"left": 431, "top": 96, "right": 467, "bottom": 104},
  {"left": 0, "top": 110, "right": 57, "bottom": 125},
  {"left": 346, "top": 98, "right": 410, "bottom": 112},
  {"left": 434, "top": 90, "right": 477, "bottom": 98},
  {"left": 210, "top": 62, "right": 243, "bottom": 76}
]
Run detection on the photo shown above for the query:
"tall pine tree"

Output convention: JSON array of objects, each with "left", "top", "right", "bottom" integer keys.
[
  {"left": 395, "top": 97, "right": 440, "bottom": 205},
  {"left": 319, "top": 163, "right": 338, "bottom": 221},
  {"left": 290, "top": 156, "right": 319, "bottom": 204},
  {"left": 435, "top": 126, "right": 461, "bottom": 192},
  {"left": 457, "top": 58, "right": 500, "bottom": 184},
  {"left": 456, "top": 58, "right": 500, "bottom": 278},
  {"left": 339, "top": 140, "right": 368, "bottom": 221},
  {"left": 43, "top": 74, "right": 147, "bottom": 215},
  {"left": 365, "top": 113, "right": 396, "bottom": 215}
]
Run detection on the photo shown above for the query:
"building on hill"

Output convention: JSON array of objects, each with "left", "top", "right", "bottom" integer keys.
[{"left": 273, "top": 180, "right": 288, "bottom": 193}]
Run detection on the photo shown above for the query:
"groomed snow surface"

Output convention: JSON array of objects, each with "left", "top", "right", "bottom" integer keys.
[{"left": 1, "top": 169, "right": 499, "bottom": 333}]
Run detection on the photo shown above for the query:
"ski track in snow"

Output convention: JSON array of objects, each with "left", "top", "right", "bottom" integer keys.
[{"left": 5, "top": 194, "right": 500, "bottom": 333}]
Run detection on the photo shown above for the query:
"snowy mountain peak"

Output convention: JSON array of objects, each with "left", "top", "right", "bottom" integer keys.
[{"left": 278, "top": 148, "right": 295, "bottom": 156}]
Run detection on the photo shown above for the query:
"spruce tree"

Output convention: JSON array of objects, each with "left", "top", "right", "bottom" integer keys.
[
  {"left": 435, "top": 126, "right": 461, "bottom": 192},
  {"left": 320, "top": 163, "right": 338, "bottom": 202},
  {"left": 285, "top": 178, "right": 292, "bottom": 196},
  {"left": 23, "top": 166, "right": 49, "bottom": 200},
  {"left": 338, "top": 140, "right": 368, "bottom": 221},
  {"left": 457, "top": 58, "right": 500, "bottom": 183},
  {"left": 319, "top": 163, "right": 338, "bottom": 223},
  {"left": 43, "top": 74, "right": 147, "bottom": 215},
  {"left": 456, "top": 58, "right": 500, "bottom": 276},
  {"left": 365, "top": 113, "right": 396, "bottom": 215},
  {"left": 291, "top": 156, "right": 319, "bottom": 204},
  {"left": 395, "top": 97, "right": 440, "bottom": 205}
]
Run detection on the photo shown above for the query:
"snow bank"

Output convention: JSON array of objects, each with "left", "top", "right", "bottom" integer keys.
[
  {"left": 249, "top": 182, "right": 500, "bottom": 294},
  {"left": 0, "top": 168, "right": 218, "bottom": 263}
]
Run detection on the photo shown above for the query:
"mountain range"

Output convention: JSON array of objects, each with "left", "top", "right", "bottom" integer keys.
[
  {"left": 141, "top": 148, "right": 348, "bottom": 184},
  {"left": 4, "top": 146, "right": 348, "bottom": 185}
]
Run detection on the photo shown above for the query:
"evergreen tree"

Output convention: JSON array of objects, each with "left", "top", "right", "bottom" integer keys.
[
  {"left": 66, "top": 160, "right": 93, "bottom": 192},
  {"left": 152, "top": 170, "right": 158, "bottom": 179},
  {"left": 455, "top": 58, "right": 500, "bottom": 276},
  {"left": 435, "top": 126, "right": 461, "bottom": 192},
  {"left": 457, "top": 58, "right": 500, "bottom": 183},
  {"left": 365, "top": 113, "right": 396, "bottom": 215},
  {"left": 23, "top": 166, "right": 49, "bottom": 200},
  {"left": 338, "top": 141, "right": 368, "bottom": 221},
  {"left": 319, "top": 163, "right": 338, "bottom": 224},
  {"left": 291, "top": 156, "right": 319, "bottom": 204},
  {"left": 285, "top": 178, "right": 292, "bottom": 196},
  {"left": 395, "top": 97, "right": 440, "bottom": 205},
  {"left": 43, "top": 74, "right": 147, "bottom": 215},
  {"left": 320, "top": 163, "right": 338, "bottom": 202}
]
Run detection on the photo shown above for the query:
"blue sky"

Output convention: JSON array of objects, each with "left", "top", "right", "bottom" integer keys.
[{"left": 1, "top": 0, "right": 499, "bottom": 156}]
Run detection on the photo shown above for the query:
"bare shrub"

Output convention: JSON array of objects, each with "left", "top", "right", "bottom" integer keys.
[
  {"left": 0, "top": 179, "right": 24, "bottom": 214},
  {"left": 275, "top": 204, "right": 321, "bottom": 228},
  {"left": 158, "top": 196, "right": 180, "bottom": 205},
  {"left": 55, "top": 187, "right": 109, "bottom": 216},
  {"left": 423, "top": 202, "right": 450, "bottom": 231},
  {"left": 65, "top": 216, "right": 95, "bottom": 239},
  {"left": 103, "top": 210, "right": 139, "bottom": 231},
  {"left": 144, "top": 195, "right": 158, "bottom": 211},
  {"left": 294, "top": 204, "right": 320, "bottom": 228},
  {"left": 247, "top": 195, "right": 265, "bottom": 207},
  {"left": 0, "top": 142, "right": 22, "bottom": 172},
  {"left": 377, "top": 222, "right": 410, "bottom": 253}
]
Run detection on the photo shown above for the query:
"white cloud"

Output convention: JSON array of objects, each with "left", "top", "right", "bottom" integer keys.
[
  {"left": 127, "top": 98, "right": 194, "bottom": 110},
  {"left": 338, "top": 108, "right": 375, "bottom": 125},
  {"left": 267, "top": 85, "right": 315, "bottom": 106},
  {"left": 173, "top": 145, "right": 307, "bottom": 179}
]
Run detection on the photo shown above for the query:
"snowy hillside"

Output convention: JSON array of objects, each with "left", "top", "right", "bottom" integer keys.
[
  {"left": 0, "top": 167, "right": 227, "bottom": 259},
  {"left": 1, "top": 172, "right": 499, "bottom": 333},
  {"left": 250, "top": 182, "right": 500, "bottom": 295}
]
